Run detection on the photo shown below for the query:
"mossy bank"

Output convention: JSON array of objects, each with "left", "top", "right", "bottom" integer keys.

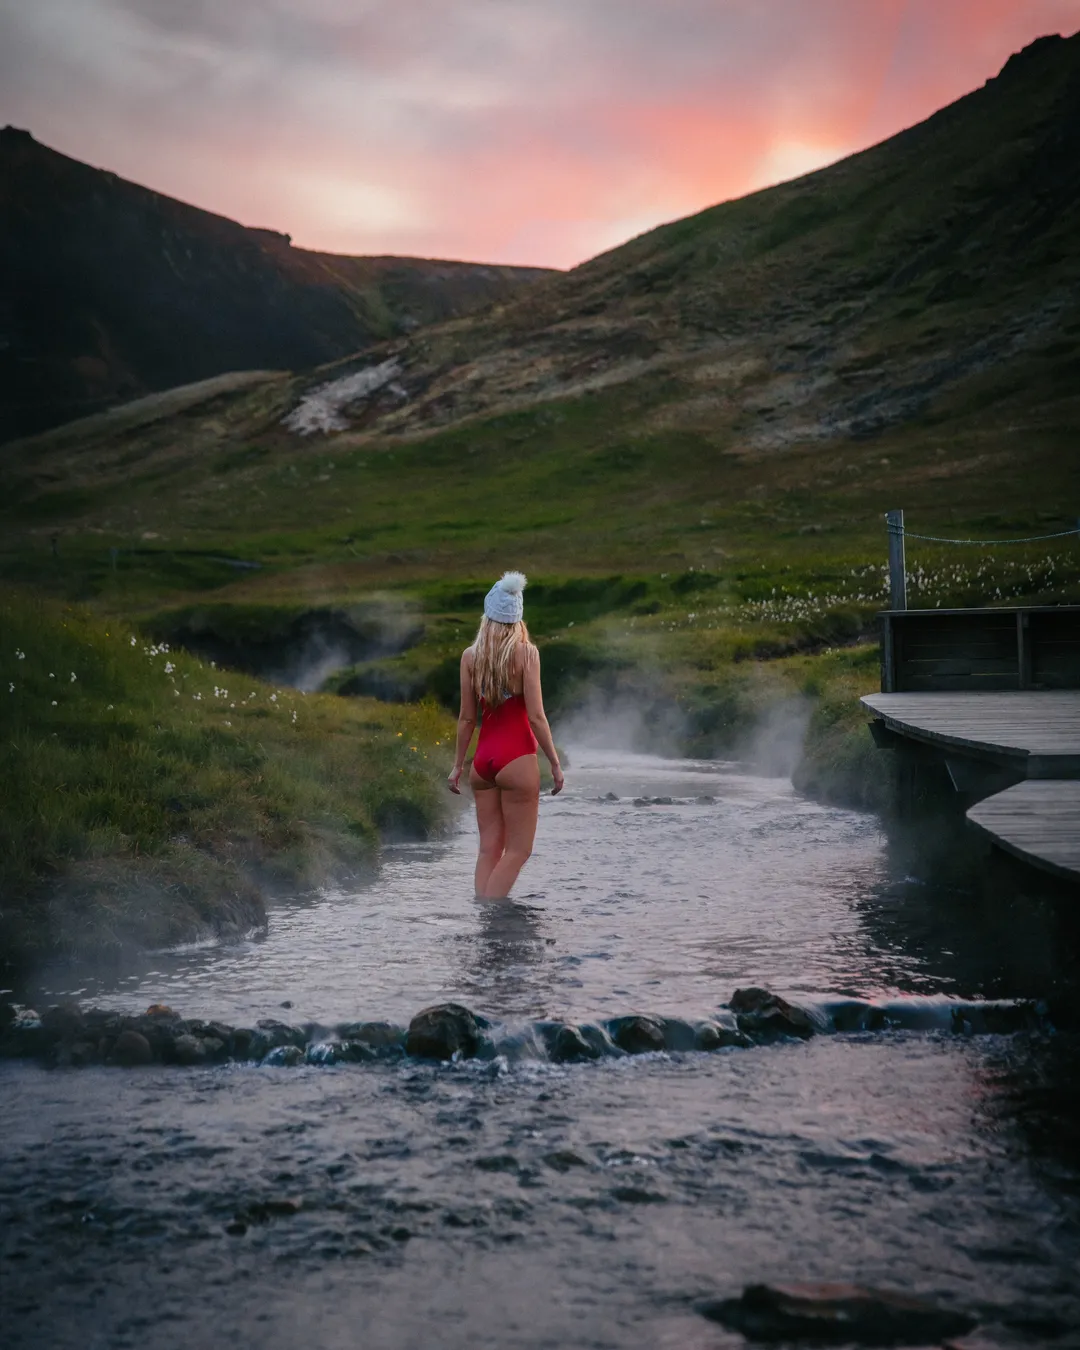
[{"left": 0, "top": 586, "right": 453, "bottom": 972}]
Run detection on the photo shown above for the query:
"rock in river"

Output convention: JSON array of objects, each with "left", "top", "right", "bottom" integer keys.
[
  {"left": 548, "top": 1024, "right": 602, "bottom": 1063},
  {"left": 41, "top": 1004, "right": 85, "bottom": 1043},
  {"left": 699, "top": 1281, "right": 976, "bottom": 1344},
  {"left": 112, "top": 1030, "right": 154, "bottom": 1067},
  {"left": 261, "top": 1044, "right": 304, "bottom": 1068},
  {"left": 405, "top": 1003, "right": 481, "bottom": 1061},
  {"left": 730, "top": 987, "right": 817, "bottom": 1039},
  {"left": 607, "top": 1015, "right": 666, "bottom": 1055},
  {"left": 171, "top": 1034, "right": 207, "bottom": 1067}
]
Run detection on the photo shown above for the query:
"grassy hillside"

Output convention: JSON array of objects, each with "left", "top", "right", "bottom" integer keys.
[
  {"left": 0, "top": 125, "right": 553, "bottom": 443},
  {"left": 0, "top": 586, "right": 452, "bottom": 969}
]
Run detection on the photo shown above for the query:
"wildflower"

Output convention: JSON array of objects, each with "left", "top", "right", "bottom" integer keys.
[
  {"left": 15, "top": 649, "right": 25, "bottom": 660},
  {"left": 224, "top": 720, "right": 232, "bottom": 727},
  {"left": 51, "top": 700, "right": 57, "bottom": 706},
  {"left": 270, "top": 694, "right": 278, "bottom": 703},
  {"left": 7, "top": 683, "right": 13, "bottom": 693},
  {"left": 49, "top": 672, "right": 54, "bottom": 678},
  {"left": 165, "top": 662, "right": 174, "bottom": 674},
  {"left": 70, "top": 672, "right": 77, "bottom": 682},
  {"left": 130, "top": 636, "right": 136, "bottom": 646},
  {"left": 107, "top": 704, "right": 114, "bottom": 710}
]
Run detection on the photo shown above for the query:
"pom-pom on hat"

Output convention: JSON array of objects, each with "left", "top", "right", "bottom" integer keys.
[{"left": 484, "top": 571, "right": 527, "bottom": 624}]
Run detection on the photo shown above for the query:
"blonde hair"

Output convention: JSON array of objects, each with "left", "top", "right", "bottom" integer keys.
[{"left": 472, "top": 616, "right": 531, "bottom": 707}]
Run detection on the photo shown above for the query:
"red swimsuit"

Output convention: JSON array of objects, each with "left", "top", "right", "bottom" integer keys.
[{"left": 473, "top": 694, "right": 538, "bottom": 782}]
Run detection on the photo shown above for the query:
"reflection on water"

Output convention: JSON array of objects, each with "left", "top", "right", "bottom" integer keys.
[{"left": 6, "top": 752, "right": 1080, "bottom": 1350}]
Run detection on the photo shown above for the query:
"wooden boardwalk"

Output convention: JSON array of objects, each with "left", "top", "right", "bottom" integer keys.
[
  {"left": 861, "top": 689, "right": 1080, "bottom": 883},
  {"left": 860, "top": 690, "right": 1080, "bottom": 777},
  {"left": 968, "top": 781, "right": 1080, "bottom": 883}
]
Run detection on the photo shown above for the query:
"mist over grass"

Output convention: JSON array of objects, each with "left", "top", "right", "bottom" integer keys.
[{"left": 0, "top": 587, "right": 454, "bottom": 969}]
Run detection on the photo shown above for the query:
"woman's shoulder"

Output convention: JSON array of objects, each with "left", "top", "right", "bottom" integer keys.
[{"left": 461, "top": 644, "right": 475, "bottom": 664}]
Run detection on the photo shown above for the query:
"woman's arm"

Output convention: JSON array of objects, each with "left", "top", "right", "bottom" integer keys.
[
  {"left": 448, "top": 649, "right": 477, "bottom": 794},
  {"left": 522, "top": 645, "right": 564, "bottom": 795}
]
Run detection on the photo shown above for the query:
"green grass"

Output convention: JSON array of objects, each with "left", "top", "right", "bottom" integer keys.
[{"left": 0, "top": 586, "right": 454, "bottom": 967}]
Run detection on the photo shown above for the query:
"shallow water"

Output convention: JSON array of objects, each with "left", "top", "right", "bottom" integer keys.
[{"left": 4, "top": 752, "right": 1080, "bottom": 1349}]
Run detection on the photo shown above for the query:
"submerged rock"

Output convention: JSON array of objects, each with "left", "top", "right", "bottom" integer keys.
[
  {"left": 699, "top": 1281, "right": 976, "bottom": 1344},
  {"left": 229, "top": 1027, "right": 257, "bottom": 1059},
  {"left": 405, "top": 1003, "right": 480, "bottom": 1061},
  {"left": 306, "top": 1041, "right": 344, "bottom": 1065},
  {"left": 171, "top": 1034, "right": 207, "bottom": 1067},
  {"left": 694, "top": 1020, "right": 752, "bottom": 1051},
  {"left": 41, "top": 1004, "right": 85, "bottom": 1043},
  {"left": 112, "top": 1030, "right": 153, "bottom": 1067},
  {"left": 338, "top": 1020, "right": 405, "bottom": 1056},
  {"left": 261, "top": 1044, "right": 304, "bottom": 1068},
  {"left": 1, "top": 1007, "right": 45, "bottom": 1057},
  {"left": 248, "top": 1019, "right": 306, "bottom": 1061},
  {"left": 659, "top": 1018, "right": 699, "bottom": 1052},
  {"left": 608, "top": 1015, "right": 666, "bottom": 1055},
  {"left": 548, "top": 1024, "right": 602, "bottom": 1063},
  {"left": 950, "top": 999, "right": 1048, "bottom": 1035},
  {"left": 826, "top": 1000, "right": 889, "bottom": 1033},
  {"left": 730, "top": 987, "right": 817, "bottom": 1039}
]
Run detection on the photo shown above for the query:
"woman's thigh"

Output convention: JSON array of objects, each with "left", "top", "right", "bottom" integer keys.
[
  {"left": 470, "top": 767, "right": 504, "bottom": 848},
  {"left": 494, "top": 755, "right": 540, "bottom": 851}
]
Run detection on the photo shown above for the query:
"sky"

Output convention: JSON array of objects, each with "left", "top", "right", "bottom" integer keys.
[{"left": 2, "top": 0, "right": 1079, "bottom": 269}]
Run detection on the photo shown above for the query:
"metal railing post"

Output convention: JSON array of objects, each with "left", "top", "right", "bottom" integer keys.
[{"left": 886, "top": 509, "right": 907, "bottom": 611}]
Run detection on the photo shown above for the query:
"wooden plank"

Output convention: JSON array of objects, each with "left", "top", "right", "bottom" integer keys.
[
  {"left": 880, "top": 605, "right": 1080, "bottom": 619},
  {"left": 967, "top": 780, "right": 1080, "bottom": 882},
  {"left": 860, "top": 691, "right": 1080, "bottom": 762},
  {"left": 1018, "top": 611, "right": 1032, "bottom": 691}
]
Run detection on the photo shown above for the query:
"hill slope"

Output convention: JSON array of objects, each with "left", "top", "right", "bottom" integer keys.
[
  {"left": 0, "top": 35, "right": 1077, "bottom": 617},
  {"left": 0, "top": 127, "right": 553, "bottom": 442},
  {"left": 278, "top": 31, "right": 1079, "bottom": 449}
]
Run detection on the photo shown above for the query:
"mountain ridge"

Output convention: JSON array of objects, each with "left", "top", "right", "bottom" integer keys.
[{"left": 0, "top": 127, "right": 554, "bottom": 443}]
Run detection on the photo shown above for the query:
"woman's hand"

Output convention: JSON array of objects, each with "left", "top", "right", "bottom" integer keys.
[
  {"left": 447, "top": 764, "right": 464, "bottom": 795},
  {"left": 550, "top": 763, "right": 565, "bottom": 796}
]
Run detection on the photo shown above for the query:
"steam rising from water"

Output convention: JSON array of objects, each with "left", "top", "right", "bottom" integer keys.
[
  {"left": 738, "top": 695, "right": 812, "bottom": 778},
  {"left": 263, "top": 597, "right": 423, "bottom": 693},
  {"left": 558, "top": 681, "right": 812, "bottom": 776}
]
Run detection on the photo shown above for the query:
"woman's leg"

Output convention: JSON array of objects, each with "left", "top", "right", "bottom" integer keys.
[
  {"left": 481, "top": 755, "right": 540, "bottom": 898},
  {"left": 470, "top": 766, "right": 505, "bottom": 897}
]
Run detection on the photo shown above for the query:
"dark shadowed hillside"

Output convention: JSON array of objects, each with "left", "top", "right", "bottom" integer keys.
[{"left": 0, "top": 128, "right": 553, "bottom": 442}]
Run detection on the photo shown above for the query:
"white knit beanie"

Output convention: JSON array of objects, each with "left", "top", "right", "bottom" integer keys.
[{"left": 483, "top": 571, "right": 527, "bottom": 624}]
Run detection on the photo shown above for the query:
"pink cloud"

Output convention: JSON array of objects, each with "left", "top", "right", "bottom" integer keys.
[{"left": 2, "top": 0, "right": 1078, "bottom": 266}]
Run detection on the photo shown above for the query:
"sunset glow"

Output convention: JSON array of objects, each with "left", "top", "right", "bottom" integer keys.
[{"left": 2, "top": 0, "right": 1078, "bottom": 267}]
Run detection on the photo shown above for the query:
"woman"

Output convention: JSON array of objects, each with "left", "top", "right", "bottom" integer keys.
[{"left": 447, "top": 571, "right": 564, "bottom": 898}]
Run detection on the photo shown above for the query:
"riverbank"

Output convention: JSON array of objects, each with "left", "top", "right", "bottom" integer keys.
[
  {"left": 0, "top": 586, "right": 453, "bottom": 972},
  {"left": 5, "top": 542, "right": 1077, "bottom": 973}
]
